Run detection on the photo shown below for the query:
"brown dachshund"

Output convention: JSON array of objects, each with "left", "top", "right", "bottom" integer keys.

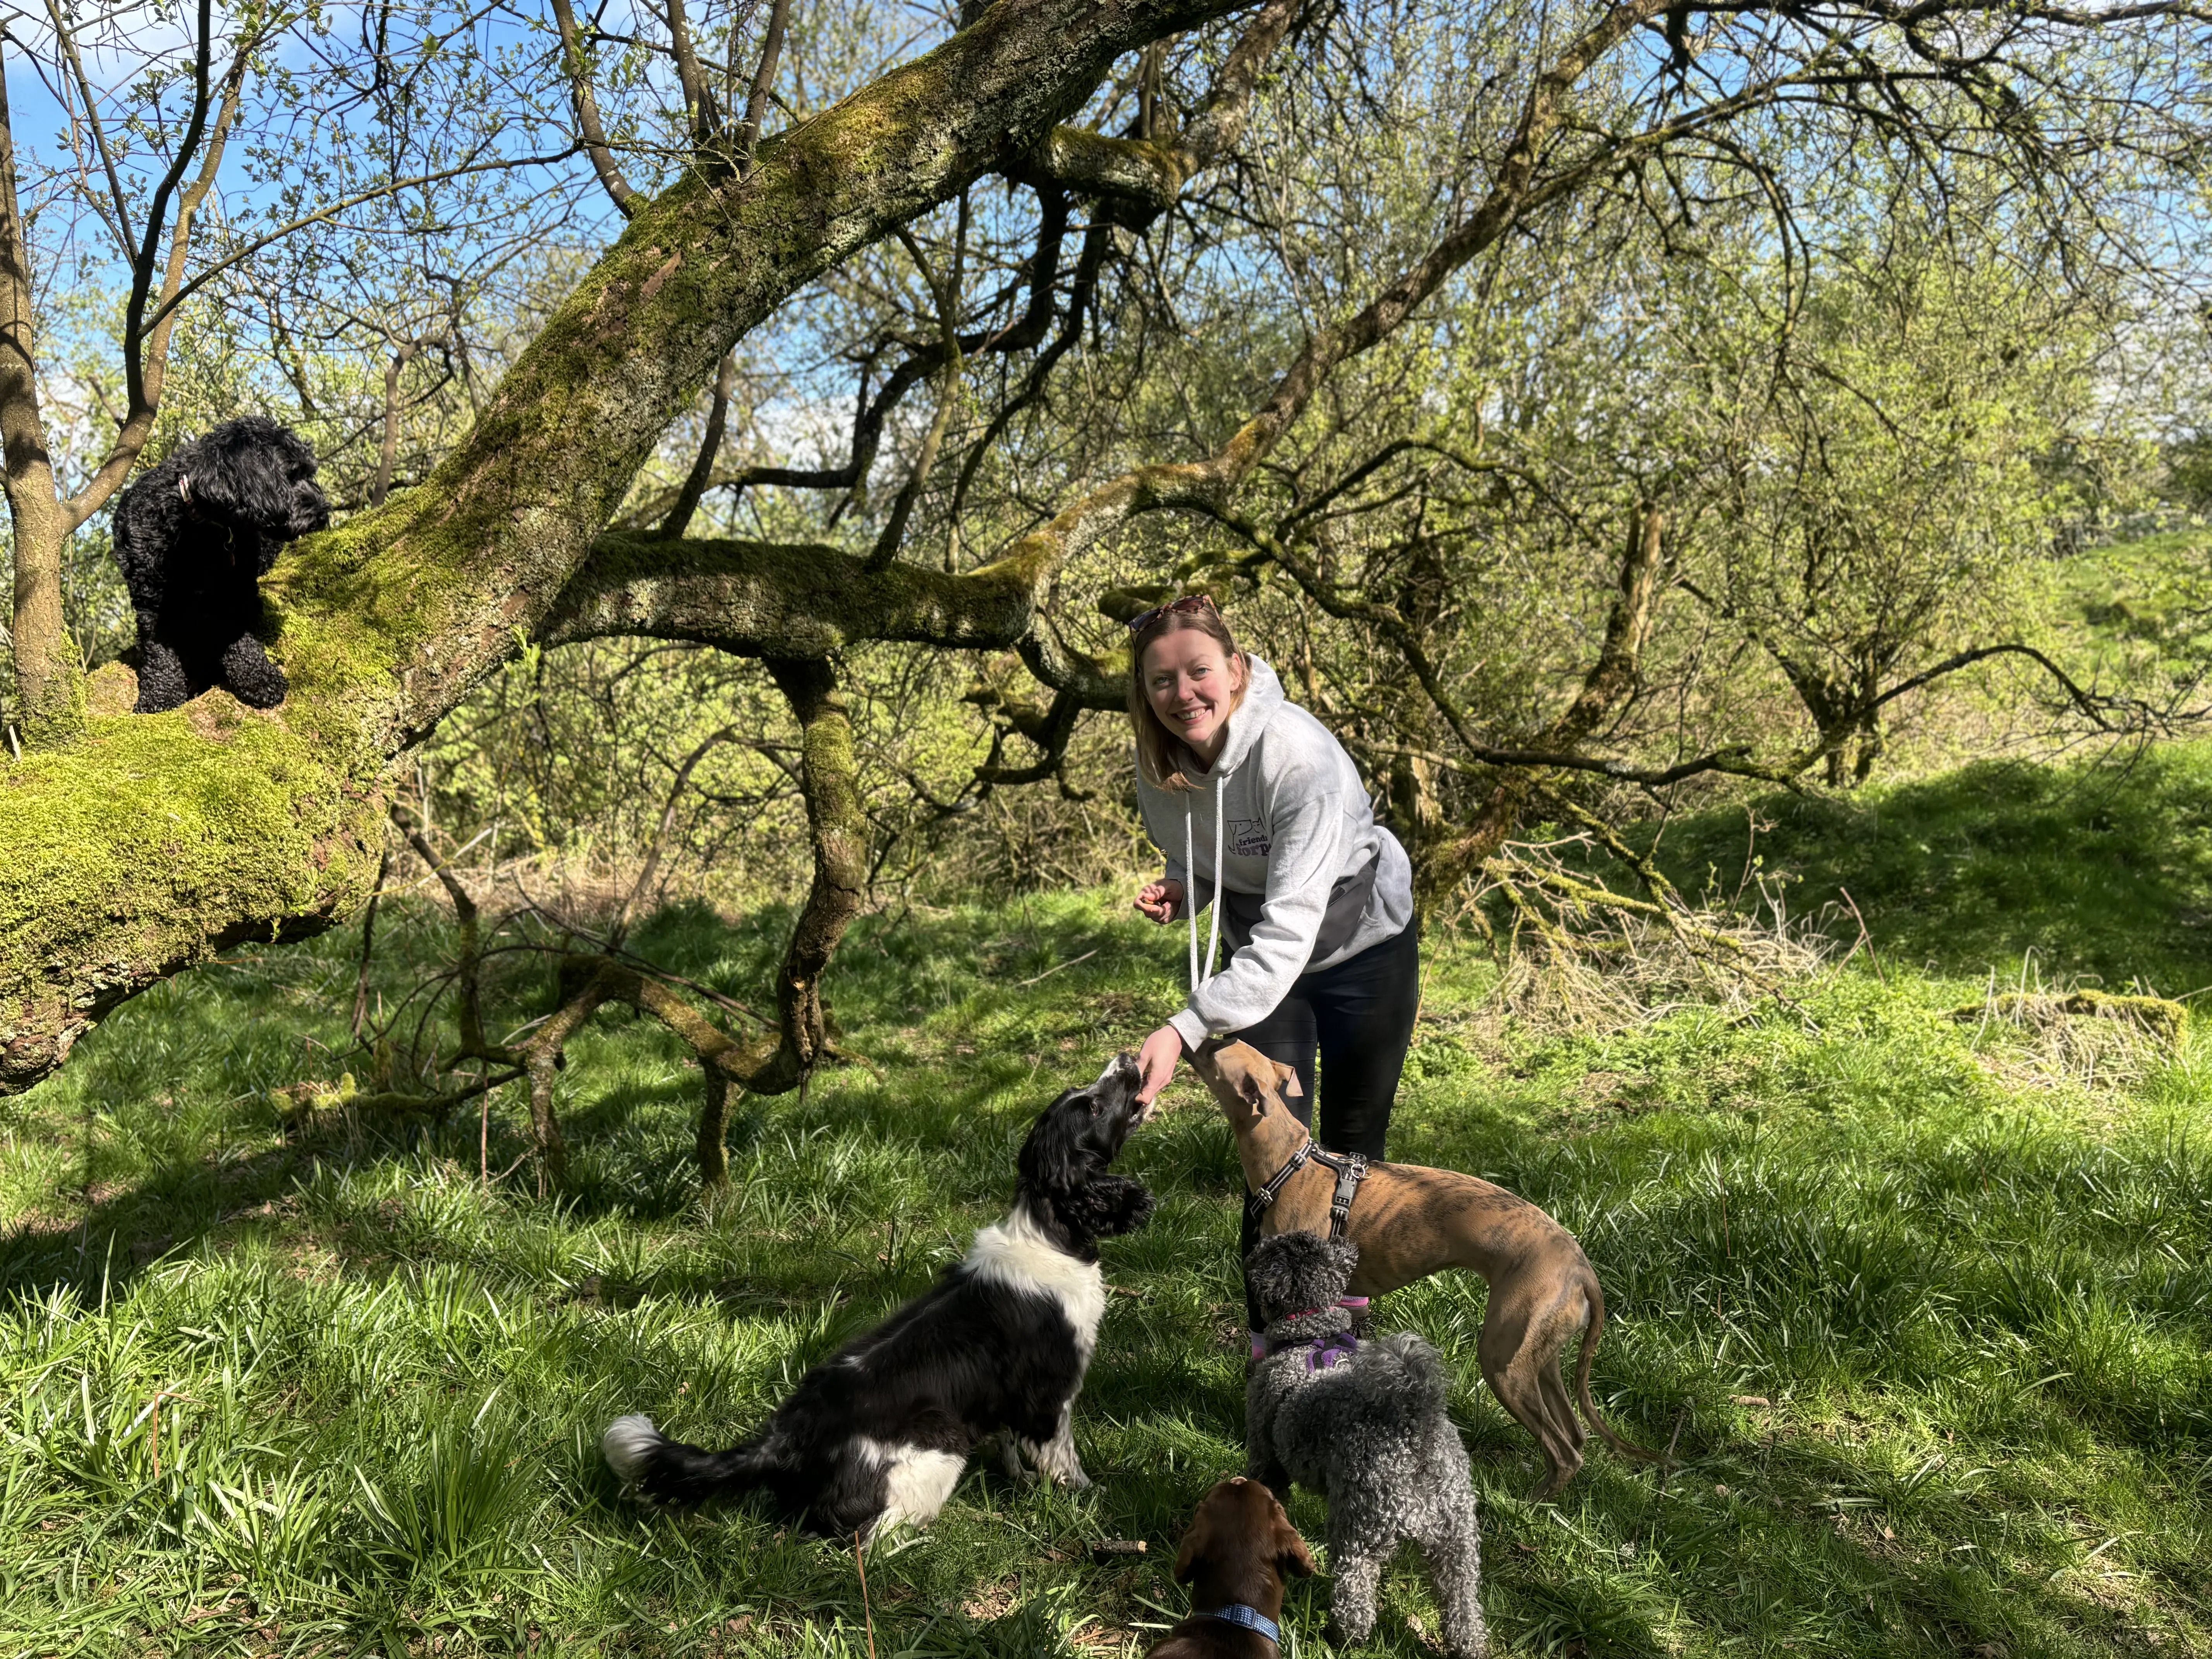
[
  {"left": 1145, "top": 1476, "right": 1315, "bottom": 1657},
  {"left": 1190, "top": 1040, "right": 1659, "bottom": 1498}
]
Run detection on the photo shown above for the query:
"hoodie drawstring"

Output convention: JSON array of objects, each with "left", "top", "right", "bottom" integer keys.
[
  {"left": 1185, "top": 801, "right": 1197, "bottom": 990},
  {"left": 1184, "top": 778, "right": 1225, "bottom": 996}
]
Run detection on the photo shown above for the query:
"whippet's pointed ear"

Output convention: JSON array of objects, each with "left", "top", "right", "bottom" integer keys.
[
  {"left": 1280, "top": 1068, "right": 1304, "bottom": 1099},
  {"left": 1237, "top": 1073, "right": 1269, "bottom": 1115}
]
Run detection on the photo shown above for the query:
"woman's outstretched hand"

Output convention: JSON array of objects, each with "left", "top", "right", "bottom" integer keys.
[
  {"left": 1133, "top": 879, "right": 1184, "bottom": 925},
  {"left": 1135, "top": 1022, "right": 1185, "bottom": 1111}
]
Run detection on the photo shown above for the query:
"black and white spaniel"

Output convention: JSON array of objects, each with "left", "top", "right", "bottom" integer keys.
[{"left": 601, "top": 1053, "right": 1154, "bottom": 1540}]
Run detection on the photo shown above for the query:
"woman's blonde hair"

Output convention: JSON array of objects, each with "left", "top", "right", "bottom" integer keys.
[{"left": 1127, "top": 600, "right": 1249, "bottom": 792}]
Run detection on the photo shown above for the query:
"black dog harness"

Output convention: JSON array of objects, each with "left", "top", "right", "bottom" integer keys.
[{"left": 1245, "top": 1141, "right": 1369, "bottom": 1239}]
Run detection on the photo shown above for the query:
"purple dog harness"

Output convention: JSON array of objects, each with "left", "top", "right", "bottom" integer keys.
[{"left": 1266, "top": 1312, "right": 1360, "bottom": 1371}]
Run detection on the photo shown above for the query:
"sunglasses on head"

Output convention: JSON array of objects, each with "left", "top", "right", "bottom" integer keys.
[{"left": 1126, "top": 593, "right": 1218, "bottom": 633}]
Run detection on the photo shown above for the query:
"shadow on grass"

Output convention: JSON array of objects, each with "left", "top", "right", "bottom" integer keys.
[
  {"left": 0, "top": 890, "right": 1171, "bottom": 1302},
  {"left": 1644, "top": 742, "right": 2212, "bottom": 993}
]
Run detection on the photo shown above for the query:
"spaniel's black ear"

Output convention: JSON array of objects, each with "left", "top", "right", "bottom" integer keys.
[
  {"left": 1018, "top": 1090, "right": 1089, "bottom": 1198},
  {"left": 1084, "top": 1175, "right": 1155, "bottom": 1237}
]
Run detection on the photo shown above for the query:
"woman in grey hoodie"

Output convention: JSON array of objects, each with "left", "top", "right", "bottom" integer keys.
[{"left": 1125, "top": 598, "right": 1419, "bottom": 1329}]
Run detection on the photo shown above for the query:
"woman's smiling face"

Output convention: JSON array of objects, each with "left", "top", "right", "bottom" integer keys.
[{"left": 1142, "top": 627, "right": 1247, "bottom": 759}]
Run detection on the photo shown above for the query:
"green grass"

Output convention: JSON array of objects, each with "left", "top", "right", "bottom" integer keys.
[
  {"left": 2049, "top": 529, "right": 2212, "bottom": 703},
  {"left": 1645, "top": 739, "right": 2212, "bottom": 996},
  {"left": 4, "top": 749, "right": 2212, "bottom": 1656}
]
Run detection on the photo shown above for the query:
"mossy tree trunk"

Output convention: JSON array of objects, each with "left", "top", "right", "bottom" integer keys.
[
  {"left": 760, "top": 657, "right": 870, "bottom": 1089},
  {"left": 0, "top": 0, "right": 1250, "bottom": 1093}
]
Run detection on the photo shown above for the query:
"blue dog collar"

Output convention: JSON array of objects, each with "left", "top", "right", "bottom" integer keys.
[{"left": 1198, "top": 1603, "right": 1281, "bottom": 1644}]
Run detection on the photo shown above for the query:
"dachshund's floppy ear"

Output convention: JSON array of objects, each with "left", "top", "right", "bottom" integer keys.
[
  {"left": 1171, "top": 1516, "right": 1209, "bottom": 1584},
  {"left": 1273, "top": 1511, "right": 1318, "bottom": 1579}
]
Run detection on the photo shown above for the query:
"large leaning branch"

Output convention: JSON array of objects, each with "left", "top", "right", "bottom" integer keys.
[{"left": 0, "top": 0, "right": 1257, "bottom": 1094}]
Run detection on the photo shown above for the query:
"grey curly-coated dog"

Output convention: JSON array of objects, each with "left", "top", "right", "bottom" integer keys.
[{"left": 1245, "top": 1231, "right": 1487, "bottom": 1658}]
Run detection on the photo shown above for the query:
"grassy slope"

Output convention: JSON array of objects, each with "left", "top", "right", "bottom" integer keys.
[{"left": 3, "top": 788, "right": 2210, "bottom": 1648}]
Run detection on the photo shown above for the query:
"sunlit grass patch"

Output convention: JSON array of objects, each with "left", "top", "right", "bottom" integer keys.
[{"left": 2, "top": 784, "right": 2209, "bottom": 1654}]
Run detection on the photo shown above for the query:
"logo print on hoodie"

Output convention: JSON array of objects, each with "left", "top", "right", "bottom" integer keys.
[{"left": 1228, "top": 817, "right": 1271, "bottom": 858}]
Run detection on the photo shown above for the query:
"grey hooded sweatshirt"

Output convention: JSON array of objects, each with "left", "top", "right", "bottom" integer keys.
[{"left": 1137, "top": 656, "right": 1414, "bottom": 1053}]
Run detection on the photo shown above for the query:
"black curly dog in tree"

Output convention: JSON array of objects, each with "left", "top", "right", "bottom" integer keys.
[{"left": 112, "top": 416, "right": 331, "bottom": 714}]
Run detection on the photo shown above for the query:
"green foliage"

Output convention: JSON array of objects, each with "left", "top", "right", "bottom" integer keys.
[{"left": 4, "top": 743, "right": 2211, "bottom": 1654}]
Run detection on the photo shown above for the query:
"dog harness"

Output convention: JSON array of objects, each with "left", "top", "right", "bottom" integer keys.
[
  {"left": 1265, "top": 1319, "right": 1360, "bottom": 1371},
  {"left": 1245, "top": 1141, "right": 1369, "bottom": 1240},
  {"left": 1196, "top": 1603, "right": 1281, "bottom": 1644}
]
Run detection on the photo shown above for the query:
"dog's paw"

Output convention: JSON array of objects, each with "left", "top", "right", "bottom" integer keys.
[
  {"left": 1323, "top": 1608, "right": 1377, "bottom": 1648},
  {"left": 220, "top": 638, "right": 288, "bottom": 709}
]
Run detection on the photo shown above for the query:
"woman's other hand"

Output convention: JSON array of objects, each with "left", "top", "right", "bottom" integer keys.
[
  {"left": 1133, "top": 878, "right": 1184, "bottom": 925},
  {"left": 1135, "top": 1023, "right": 1185, "bottom": 1110}
]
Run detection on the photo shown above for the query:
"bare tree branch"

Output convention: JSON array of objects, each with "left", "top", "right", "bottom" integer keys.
[
  {"left": 664, "top": 0, "right": 719, "bottom": 144},
  {"left": 552, "top": 0, "right": 641, "bottom": 216},
  {"left": 867, "top": 223, "right": 966, "bottom": 570},
  {"left": 656, "top": 354, "right": 736, "bottom": 537},
  {"left": 737, "top": 0, "right": 793, "bottom": 173}
]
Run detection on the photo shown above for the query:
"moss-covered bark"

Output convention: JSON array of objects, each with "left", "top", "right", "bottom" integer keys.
[
  {"left": 760, "top": 657, "right": 870, "bottom": 1088},
  {"left": 0, "top": 0, "right": 1247, "bottom": 1095},
  {"left": 0, "top": 704, "right": 381, "bottom": 1091},
  {"left": 543, "top": 532, "right": 1043, "bottom": 653}
]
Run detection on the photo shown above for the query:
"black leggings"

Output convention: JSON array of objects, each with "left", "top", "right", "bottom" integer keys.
[{"left": 1233, "top": 923, "right": 1420, "bottom": 1328}]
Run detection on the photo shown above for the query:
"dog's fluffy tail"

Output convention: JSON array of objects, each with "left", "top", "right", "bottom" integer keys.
[
  {"left": 601, "top": 1413, "right": 782, "bottom": 1506},
  {"left": 1573, "top": 1272, "right": 1664, "bottom": 1467},
  {"left": 1362, "top": 1330, "right": 1453, "bottom": 1423}
]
